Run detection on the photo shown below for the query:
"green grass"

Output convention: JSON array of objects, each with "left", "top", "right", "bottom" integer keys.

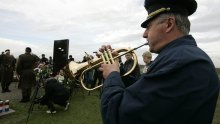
[
  {"left": 4, "top": 91, "right": 220, "bottom": 124},
  {"left": 0, "top": 91, "right": 102, "bottom": 124},
  {"left": 212, "top": 94, "right": 220, "bottom": 124},
  {"left": 216, "top": 68, "right": 220, "bottom": 75}
]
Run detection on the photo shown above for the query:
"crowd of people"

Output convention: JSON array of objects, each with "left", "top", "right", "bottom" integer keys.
[
  {"left": 0, "top": 49, "right": 16, "bottom": 93},
  {"left": 0, "top": 45, "right": 152, "bottom": 113},
  {"left": 0, "top": 47, "right": 75, "bottom": 113}
]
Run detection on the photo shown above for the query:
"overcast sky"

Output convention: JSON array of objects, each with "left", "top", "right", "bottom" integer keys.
[{"left": 0, "top": 0, "right": 220, "bottom": 67}]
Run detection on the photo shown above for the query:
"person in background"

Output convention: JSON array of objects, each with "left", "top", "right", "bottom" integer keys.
[
  {"left": 16, "top": 47, "right": 39, "bottom": 102},
  {"left": 68, "top": 55, "right": 74, "bottom": 63},
  {"left": 121, "top": 52, "right": 140, "bottom": 87},
  {"left": 40, "top": 54, "right": 48, "bottom": 65},
  {"left": 39, "top": 78, "right": 70, "bottom": 114},
  {"left": 48, "top": 56, "right": 53, "bottom": 65},
  {"left": 142, "top": 51, "right": 152, "bottom": 73},
  {"left": 0, "top": 52, "right": 3, "bottom": 82},
  {"left": 56, "top": 69, "right": 65, "bottom": 84},
  {"left": 83, "top": 55, "right": 96, "bottom": 89},
  {"left": 0, "top": 49, "right": 16, "bottom": 93},
  {"left": 98, "top": 0, "right": 220, "bottom": 123}
]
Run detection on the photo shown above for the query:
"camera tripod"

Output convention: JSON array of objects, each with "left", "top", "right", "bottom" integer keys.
[{"left": 26, "top": 74, "right": 45, "bottom": 124}]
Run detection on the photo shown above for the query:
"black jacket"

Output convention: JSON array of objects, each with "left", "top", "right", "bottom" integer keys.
[
  {"left": 16, "top": 53, "right": 39, "bottom": 89},
  {"left": 121, "top": 59, "right": 141, "bottom": 87},
  {"left": 101, "top": 35, "right": 220, "bottom": 124},
  {"left": 41, "top": 78, "right": 70, "bottom": 106}
]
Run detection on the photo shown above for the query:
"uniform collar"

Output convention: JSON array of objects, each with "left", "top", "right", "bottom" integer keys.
[{"left": 159, "top": 35, "right": 197, "bottom": 54}]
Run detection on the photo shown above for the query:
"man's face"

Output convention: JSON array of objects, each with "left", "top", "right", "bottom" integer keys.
[
  {"left": 125, "top": 53, "right": 132, "bottom": 60},
  {"left": 143, "top": 56, "right": 152, "bottom": 64},
  {"left": 143, "top": 15, "right": 168, "bottom": 53},
  {"left": 5, "top": 51, "right": 10, "bottom": 55}
]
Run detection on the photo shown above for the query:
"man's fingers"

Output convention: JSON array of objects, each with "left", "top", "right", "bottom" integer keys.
[
  {"left": 99, "top": 45, "right": 113, "bottom": 52},
  {"left": 99, "top": 66, "right": 103, "bottom": 72}
]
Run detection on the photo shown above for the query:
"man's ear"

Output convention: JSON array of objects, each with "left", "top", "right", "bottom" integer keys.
[{"left": 166, "top": 17, "right": 175, "bottom": 33}]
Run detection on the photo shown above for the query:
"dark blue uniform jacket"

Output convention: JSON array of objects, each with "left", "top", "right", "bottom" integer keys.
[{"left": 101, "top": 35, "right": 220, "bottom": 124}]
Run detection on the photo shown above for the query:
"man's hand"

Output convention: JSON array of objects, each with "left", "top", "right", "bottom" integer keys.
[
  {"left": 98, "top": 45, "right": 120, "bottom": 79},
  {"left": 99, "top": 62, "right": 120, "bottom": 79}
]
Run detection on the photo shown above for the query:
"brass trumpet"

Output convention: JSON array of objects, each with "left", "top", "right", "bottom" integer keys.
[{"left": 68, "top": 43, "right": 148, "bottom": 91}]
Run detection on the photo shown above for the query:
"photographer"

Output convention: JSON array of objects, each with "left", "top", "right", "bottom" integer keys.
[{"left": 38, "top": 78, "right": 70, "bottom": 114}]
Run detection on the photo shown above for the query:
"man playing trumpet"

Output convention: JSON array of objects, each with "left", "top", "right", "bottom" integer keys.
[{"left": 98, "top": 0, "right": 220, "bottom": 124}]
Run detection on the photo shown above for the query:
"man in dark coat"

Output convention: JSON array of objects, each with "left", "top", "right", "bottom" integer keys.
[
  {"left": 39, "top": 78, "right": 70, "bottom": 113},
  {"left": 98, "top": 0, "right": 220, "bottom": 124},
  {"left": 48, "top": 56, "right": 53, "bottom": 65},
  {"left": 0, "top": 49, "right": 16, "bottom": 93},
  {"left": 121, "top": 53, "right": 141, "bottom": 87},
  {"left": 40, "top": 54, "right": 48, "bottom": 64},
  {"left": 68, "top": 55, "right": 74, "bottom": 63},
  {"left": 16, "top": 47, "right": 39, "bottom": 102},
  {"left": 0, "top": 52, "right": 4, "bottom": 81}
]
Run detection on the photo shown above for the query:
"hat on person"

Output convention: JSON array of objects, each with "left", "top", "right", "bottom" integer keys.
[
  {"left": 5, "top": 49, "right": 10, "bottom": 52},
  {"left": 141, "top": 0, "right": 197, "bottom": 28},
  {"left": 25, "top": 47, "right": 32, "bottom": 53}
]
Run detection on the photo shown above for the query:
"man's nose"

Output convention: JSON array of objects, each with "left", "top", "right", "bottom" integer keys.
[{"left": 143, "top": 29, "right": 148, "bottom": 38}]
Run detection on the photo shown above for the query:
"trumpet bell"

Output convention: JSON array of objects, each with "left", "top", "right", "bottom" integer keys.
[
  {"left": 68, "top": 58, "right": 101, "bottom": 77},
  {"left": 69, "top": 61, "right": 88, "bottom": 76}
]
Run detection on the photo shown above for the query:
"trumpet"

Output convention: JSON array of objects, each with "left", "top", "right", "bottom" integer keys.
[{"left": 68, "top": 43, "right": 148, "bottom": 91}]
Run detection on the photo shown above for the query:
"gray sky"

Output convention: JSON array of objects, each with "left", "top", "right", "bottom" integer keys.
[{"left": 0, "top": 0, "right": 220, "bottom": 67}]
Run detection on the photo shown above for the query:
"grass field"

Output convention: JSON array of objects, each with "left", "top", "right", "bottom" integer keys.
[
  {"left": 0, "top": 88, "right": 102, "bottom": 124},
  {"left": 2, "top": 89, "right": 220, "bottom": 124},
  {"left": 213, "top": 94, "right": 220, "bottom": 124},
  {"left": 1, "top": 70, "right": 220, "bottom": 124},
  {"left": 216, "top": 68, "right": 220, "bottom": 74}
]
